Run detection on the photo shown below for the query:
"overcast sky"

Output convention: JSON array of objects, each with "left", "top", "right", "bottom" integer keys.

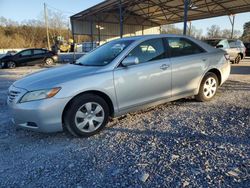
[{"left": 0, "top": 0, "right": 249, "bottom": 35}]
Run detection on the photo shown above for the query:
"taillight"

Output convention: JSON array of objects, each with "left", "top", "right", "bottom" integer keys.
[{"left": 224, "top": 53, "right": 230, "bottom": 60}]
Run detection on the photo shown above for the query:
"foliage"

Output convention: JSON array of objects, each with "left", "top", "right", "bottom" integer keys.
[
  {"left": 206, "top": 25, "right": 242, "bottom": 39},
  {"left": 161, "top": 24, "right": 183, "bottom": 35},
  {"left": 161, "top": 23, "right": 203, "bottom": 39},
  {"left": 0, "top": 14, "right": 70, "bottom": 49},
  {"left": 241, "top": 21, "right": 250, "bottom": 42}
]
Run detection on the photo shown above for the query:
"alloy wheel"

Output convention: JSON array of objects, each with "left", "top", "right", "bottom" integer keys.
[
  {"left": 8, "top": 61, "right": 16, "bottom": 69},
  {"left": 203, "top": 77, "right": 217, "bottom": 99},
  {"left": 74, "top": 102, "right": 105, "bottom": 133}
]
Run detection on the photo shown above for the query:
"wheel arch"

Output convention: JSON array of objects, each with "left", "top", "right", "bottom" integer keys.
[
  {"left": 196, "top": 68, "right": 222, "bottom": 94},
  {"left": 207, "top": 68, "right": 222, "bottom": 85},
  {"left": 238, "top": 53, "right": 244, "bottom": 60},
  {"left": 62, "top": 90, "right": 115, "bottom": 125}
]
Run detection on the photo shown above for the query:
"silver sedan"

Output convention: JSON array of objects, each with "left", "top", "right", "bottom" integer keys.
[{"left": 7, "top": 34, "right": 231, "bottom": 137}]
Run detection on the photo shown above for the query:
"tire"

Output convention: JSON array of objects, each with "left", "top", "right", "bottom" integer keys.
[
  {"left": 44, "top": 57, "right": 54, "bottom": 66},
  {"left": 234, "top": 54, "right": 241, "bottom": 64},
  {"left": 7, "top": 61, "right": 16, "bottom": 69},
  {"left": 63, "top": 94, "right": 110, "bottom": 137},
  {"left": 195, "top": 72, "right": 218, "bottom": 102}
]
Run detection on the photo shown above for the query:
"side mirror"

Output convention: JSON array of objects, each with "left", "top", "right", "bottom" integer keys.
[
  {"left": 216, "top": 44, "right": 223, "bottom": 48},
  {"left": 122, "top": 56, "right": 139, "bottom": 67}
]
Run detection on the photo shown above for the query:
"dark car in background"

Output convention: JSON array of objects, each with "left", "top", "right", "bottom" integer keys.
[
  {"left": 244, "top": 42, "right": 250, "bottom": 57},
  {"left": 204, "top": 39, "right": 246, "bottom": 64},
  {"left": 0, "top": 48, "right": 58, "bottom": 69}
]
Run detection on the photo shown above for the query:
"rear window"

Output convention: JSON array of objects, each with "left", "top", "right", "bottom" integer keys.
[
  {"left": 168, "top": 38, "right": 205, "bottom": 57},
  {"left": 228, "top": 40, "right": 244, "bottom": 48}
]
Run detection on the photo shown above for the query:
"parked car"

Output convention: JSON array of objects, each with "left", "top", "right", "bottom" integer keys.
[
  {"left": 244, "top": 42, "right": 250, "bottom": 57},
  {"left": 7, "top": 35, "right": 231, "bottom": 137},
  {"left": 203, "top": 39, "right": 246, "bottom": 64},
  {"left": 0, "top": 48, "right": 58, "bottom": 68}
]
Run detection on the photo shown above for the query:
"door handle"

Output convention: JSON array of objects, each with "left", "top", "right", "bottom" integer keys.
[{"left": 160, "top": 64, "right": 169, "bottom": 70}]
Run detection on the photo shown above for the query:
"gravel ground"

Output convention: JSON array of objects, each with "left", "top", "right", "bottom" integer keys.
[{"left": 0, "top": 60, "right": 249, "bottom": 187}]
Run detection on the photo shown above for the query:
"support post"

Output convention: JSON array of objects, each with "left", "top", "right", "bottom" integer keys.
[
  {"left": 183, "top": 0, "right": 189, "bottom": 35},
  {"left": 70, "top": 19, "right": 76, "bottom": 60},
  {"left": 44, "top": 3, "right": 50, "bottom": 50},
  {"left": 119, "top": 0, "right": 123, "bottom": 38},
  {"left": 90, "top": 19, "right": 94, "bottom": 50},
  {"left": 229, "top": 15, "right": 235, "bottom": 39},
  {"left": 98, "top": 24, "right": 101, "bottom": 45},
  {"left": 188, "top": 21, "right": 192, "bottom": 35}
]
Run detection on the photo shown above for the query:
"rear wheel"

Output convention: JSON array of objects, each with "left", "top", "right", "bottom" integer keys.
[
  {"left": 7, "top": 61, "right": 16, "bottom": 69},
  {"left": 45, "top": 57, "right": 54, "bottom": 66},
  {"left": 195, "top": 72, "right": 218, "bottom": 102},
  {"left": 64, "top": 94, "right": 110, "bottom": 137}
]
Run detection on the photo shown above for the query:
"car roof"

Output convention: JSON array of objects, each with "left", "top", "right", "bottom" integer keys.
[
  {"left": 116, "top": 34, "right": 198, "bottom": 41},
  {"left": 204, "top": 38, "right": 226, "bottom": 41}
]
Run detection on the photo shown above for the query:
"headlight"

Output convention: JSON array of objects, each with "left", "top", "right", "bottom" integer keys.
[{"left": 20, "top": 87, "right": 61, "bottom": 103}]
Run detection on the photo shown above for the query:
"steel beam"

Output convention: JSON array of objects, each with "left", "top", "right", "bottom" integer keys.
[
  {"left": 183, "top": 0, "right": 189, "bottom": 35},
  {"left": 90, "top": 19, "right": 94, "bottom": 49},
  {"left": 119, "top": 0, "right": 123, "bottom": 38}
]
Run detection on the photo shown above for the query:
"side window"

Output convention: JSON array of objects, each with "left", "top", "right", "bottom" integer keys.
[
  {"left": 168, "top": 38, "right": 205, "bottom": 57},
  {"left": 128, "top": 38, "right": 166, "bottom": 63},
  {"left": 34, "top": 49, "right": 46, "bottom": 55},
  {"left": 218, "top": 40, "right": 229, "bottom": 49},
  {"left": 228, "top": 40, "right": 237, "bottom": 48},
  {"left": 20, "top": 50, "right": 32, "bottom": 56}
]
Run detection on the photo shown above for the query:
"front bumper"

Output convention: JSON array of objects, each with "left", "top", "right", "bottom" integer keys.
[{"left": 7, "top": 86, "right": 70, "bottom": 133}]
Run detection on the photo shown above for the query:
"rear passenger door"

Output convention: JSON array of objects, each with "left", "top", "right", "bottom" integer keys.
[
  {"left": 32, "top": 49, "right": 46, "bottom": 65},
  {"left": 167, "top": 37, "right": 207, "bottom": 96}
]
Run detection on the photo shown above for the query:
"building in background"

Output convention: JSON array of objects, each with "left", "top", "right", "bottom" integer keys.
[{"left": 70, "top": 0, "right": 250, "bottom": 47}]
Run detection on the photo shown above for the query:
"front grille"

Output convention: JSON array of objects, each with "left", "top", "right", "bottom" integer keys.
[{"left": 8, "top": 90, "right": 21, "bottom": 103}]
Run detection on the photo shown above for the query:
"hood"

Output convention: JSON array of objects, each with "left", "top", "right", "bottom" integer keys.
[
  {"left": 13, "top": 64, "right": 104, "bottom": 91},
  {"left": 0, "top": 53, "right": 12, "bottom": 60}
]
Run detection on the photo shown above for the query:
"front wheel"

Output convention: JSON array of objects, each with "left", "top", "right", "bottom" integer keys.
[
  {"left": 195, "top": 72, "right": 218, "bottom": 102},
  {"left": 64, "top": 94, "right": 110, "bottom": 137}
]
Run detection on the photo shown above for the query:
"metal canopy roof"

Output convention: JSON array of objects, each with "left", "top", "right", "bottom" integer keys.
[{"left": 71, "top": 0, "right": 250, "bottom": 26}]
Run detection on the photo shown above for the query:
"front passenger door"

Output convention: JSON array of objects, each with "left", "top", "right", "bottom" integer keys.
[
  {"left": 17, "top": 50, "right": 33, "bottom": 65},
  {"left": 114, "top": 38, "right": 172, "bottom": 111}
]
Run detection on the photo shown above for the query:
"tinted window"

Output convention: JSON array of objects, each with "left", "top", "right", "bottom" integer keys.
[
  {"left": 168, "top": 38, "right": 205, "bottom": 57},
  {"left": 34, "top": 49, "right": 46, "bottom": 55},
  {"left": 20, "top": 50, "right": 32, "bottom": 56},
  {"left": 76, "top": 40, "right": 134, "bottom": 66},
  {"left": 128, "top": 38, "right": 165, "bottom": 63}
]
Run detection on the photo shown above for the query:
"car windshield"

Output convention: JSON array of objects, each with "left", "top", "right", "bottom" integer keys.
[
  {"left": 204, "top": 40, "right": 221, "bottom": 47},
  {"left": 76, "top": 40, "right": 134, "bottom": 66}
]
